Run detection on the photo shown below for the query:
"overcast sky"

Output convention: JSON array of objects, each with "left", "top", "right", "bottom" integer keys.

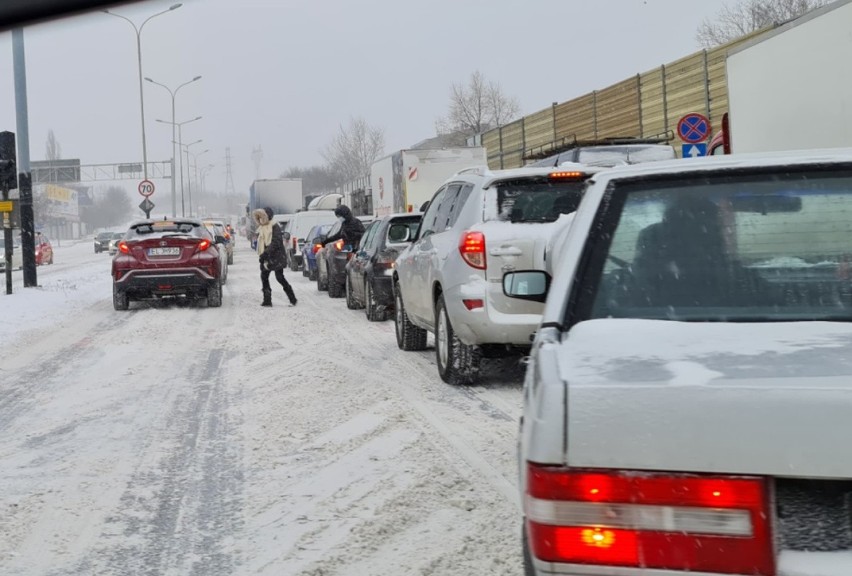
[{"left": 0, "top": 0, "right": 733, "bottom": 200}]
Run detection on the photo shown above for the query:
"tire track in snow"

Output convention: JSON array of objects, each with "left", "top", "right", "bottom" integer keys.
[{"left": 76, "top": 346, "right": 243, "bottom": 576}]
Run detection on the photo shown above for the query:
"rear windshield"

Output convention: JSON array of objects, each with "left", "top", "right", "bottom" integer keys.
[
  {"left": 573, "top": 167, "right": 852, "bottom": 323},
  {"left": 495, "top": 179, "right": 587, "bottom": 223},
  {"left": 127, "top": 221, "right": 204, "bottom": 239}
]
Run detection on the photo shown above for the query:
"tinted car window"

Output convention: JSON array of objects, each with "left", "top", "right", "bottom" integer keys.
[{"left": 433, "top": 184, "right": 463, "bottom": 233}]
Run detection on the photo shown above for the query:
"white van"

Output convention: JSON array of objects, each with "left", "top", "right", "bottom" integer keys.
[{"left": 283, "top": 210, "right": 340, "bottom": 271}]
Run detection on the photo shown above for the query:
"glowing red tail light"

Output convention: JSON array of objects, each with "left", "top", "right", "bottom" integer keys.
[
  {"left": 197, "top": 239, "right": 211, "bottom": 251},
  {"left": 334, "top": 239, "right": 344, "bottom": 251},
  {"left": 312, "top": 243, "right": 322, "bottom": 254},
  {"left": 525, "top": 463, "right": 774, "bottom": 575},
  {"left": 459, "top": 231, "right": 486, "bottom": 270},
  {"left": 118, "top": 241, "right": 130, "bottom": 254}
]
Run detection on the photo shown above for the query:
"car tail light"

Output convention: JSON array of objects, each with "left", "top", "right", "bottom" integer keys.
[
  {"left": 118, "top": 241, "right": 130, "bottom": 254},
  {"left": 549, "top": 171, "right": 586, "bottom": 180},
  {"left": 462, "top": 299, "right": 484, "bottom": 310},
  {"left": 459, "top": 232, "right": 486, "bottom": 270},
  {"left": 292, "top": 237, "right": 297, "bottom": 251},
  {"left": 525, "top": 464, "right": 774, "bottom": 575},
  {"left": 334, "top": 239, "right": 344, "bottom": 251},
  {"left": 312, "top": 243, "right": 322, "bottom": 254},
  {"left": 197, "top": 239, "right": 211, "bottom": 252}
]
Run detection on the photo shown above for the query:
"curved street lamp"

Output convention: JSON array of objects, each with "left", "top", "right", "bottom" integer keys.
[
  {"left": 103, "top": 4, "right": 182, "bottom": 181},
  {"left": 145, "top": 75, "right": 201, "bottom": 216}
]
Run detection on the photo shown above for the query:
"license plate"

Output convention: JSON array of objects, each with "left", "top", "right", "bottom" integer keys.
[{"left": 148, "top": 247, "right": 180, "bottom": 256}]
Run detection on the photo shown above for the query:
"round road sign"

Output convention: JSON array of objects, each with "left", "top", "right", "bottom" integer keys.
[
  {"left": 677, "top": 113, "right": 712, "bottom": 144},
  {"left": 138, "top": 179, "right": 155, "bottom": 198}
]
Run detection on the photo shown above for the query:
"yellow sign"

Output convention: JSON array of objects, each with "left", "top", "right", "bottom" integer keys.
[
  {"left": 0, "top": 201, "right": 13, "bottom": 213},
  {"left": 46, "top": 184, "right": 76, "bottom": 203}
]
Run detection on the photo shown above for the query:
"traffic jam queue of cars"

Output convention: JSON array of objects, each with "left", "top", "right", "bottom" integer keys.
[
  {"left": 280, "top": 146, "right": 852, "bottom": 576},
  {"left": 105, "top": 144, "right": 852, "bottom": 575}
]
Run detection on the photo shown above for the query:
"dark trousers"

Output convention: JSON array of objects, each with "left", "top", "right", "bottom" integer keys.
[
  {"left": 261, "top": 266, "right": 296, "bottom": 304},
  {"left": 261, "top": 267, "right": 291, "bottom": 292}
]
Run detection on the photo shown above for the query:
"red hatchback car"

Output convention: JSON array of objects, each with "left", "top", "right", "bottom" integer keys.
[
  {"left": 111, "top": 219, "right": 223, "bottom": 310},
  {"left": 34, "top": 233, "right": 53, "bottom": 265}
]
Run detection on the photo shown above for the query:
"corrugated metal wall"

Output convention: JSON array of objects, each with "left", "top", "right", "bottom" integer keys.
[{"left": 483, "top": 30, "right": 768, "bottom": 169}]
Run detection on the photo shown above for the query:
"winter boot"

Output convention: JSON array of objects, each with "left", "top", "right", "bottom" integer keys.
[
  {"left": 261, "top": 289, "right": 272, "bottom": 307},
  {"left": 283, "top": 284, "right": 297, "bottom": 306}
]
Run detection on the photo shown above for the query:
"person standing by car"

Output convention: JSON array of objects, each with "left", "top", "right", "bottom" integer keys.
[
  {"left": 320, "top": 205, "right": 365, "bottom": 249},
  {"left": 253, "top": 207, "right": 297, "bottom": 307}
]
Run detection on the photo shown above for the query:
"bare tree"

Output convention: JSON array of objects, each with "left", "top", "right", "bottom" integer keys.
[
  {"left": 45, "top": 129, "right": 62, "bottom": 161},
  {"left": 436, "top": 70, "right": 521, "bottom": 139},
  {"left": 697, "top": 0, "right": 829, "bottom": 48},
  {"left": 321, "top": 117, "right": 385, "bottom": 182}
]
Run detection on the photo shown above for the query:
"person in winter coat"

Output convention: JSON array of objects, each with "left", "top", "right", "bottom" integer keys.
[
  {"left": 320, "top": 205, "right": 365, "bottom": 248},
  {"left": 253, "top": 207, "right": 297, "bottom": 307}
]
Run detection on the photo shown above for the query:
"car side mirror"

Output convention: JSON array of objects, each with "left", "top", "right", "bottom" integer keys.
[
  {"left": 503, "top": 271, "right": 551, "bottom": 303},
  {"left": 388, "top": 224, "right": 411, "bottom": 242}
]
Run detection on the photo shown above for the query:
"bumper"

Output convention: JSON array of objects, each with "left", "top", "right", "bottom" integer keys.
[
  {"left": 114, "top": 267, "right": 217, "bottom": 298},
  {"left": 372, "top": 275, "right": 394, "bottom": 306},
  {"left": 443, "top": 280, "right": 541, "bottom": 347}
]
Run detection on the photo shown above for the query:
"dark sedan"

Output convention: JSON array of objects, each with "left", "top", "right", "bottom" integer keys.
[{"left": 345, "top": 213, "right": 421, "bottom": 321}]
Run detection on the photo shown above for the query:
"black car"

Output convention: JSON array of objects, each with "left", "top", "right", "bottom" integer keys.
[
  {"left": 94, "top": 231, "right": 113, "bottom": 253},
  {"left": 316, "top": 216, "right": 372, "bottom": 298},
  {"left": 345, "top": 213, "right": 421, "bottom": 320}
]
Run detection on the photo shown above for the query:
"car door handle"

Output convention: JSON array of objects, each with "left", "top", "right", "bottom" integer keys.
[{"left": 489, "top": 246, "right": 523, "bottom": 256}]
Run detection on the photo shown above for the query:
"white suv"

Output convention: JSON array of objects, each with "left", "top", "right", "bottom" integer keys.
[{"left": 392, "top": 164, "right": 598, "bottom": 385}]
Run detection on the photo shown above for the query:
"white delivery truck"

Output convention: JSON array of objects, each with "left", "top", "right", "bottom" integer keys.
[
  {"left": 248, "top": 178, "right": 303, "bottom": 214},
  {"left": 370, "top": 147, "right": 487, "bottom": 216},
  {"left": 711, "top": 0, "right": 852, "bottom": 154}
]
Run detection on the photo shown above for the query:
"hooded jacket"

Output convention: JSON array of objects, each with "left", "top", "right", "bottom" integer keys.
[
  {"left": 253, "top": 208, "right": 287, "bottom": 270},
  {"left": 323, "top": 205, "right": 365, "bottom": 247}
]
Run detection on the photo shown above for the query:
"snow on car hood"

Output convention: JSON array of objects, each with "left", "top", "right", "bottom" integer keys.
[{"left": 560, "top": 319, "right": 852, "bottom": 478}]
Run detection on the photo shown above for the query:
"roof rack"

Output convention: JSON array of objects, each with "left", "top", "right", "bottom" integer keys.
[{"left": 523, "top": 131, "right": 674, "bottom": 161}]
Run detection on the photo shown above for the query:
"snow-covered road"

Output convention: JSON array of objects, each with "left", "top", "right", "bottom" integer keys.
[{"left": 0, "top": 238, "right": 526, "bottom": 575}]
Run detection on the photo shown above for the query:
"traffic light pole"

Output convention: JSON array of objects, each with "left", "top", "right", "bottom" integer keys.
[{"left": 13, "top": 28, "right": 36, "bottom": 288}]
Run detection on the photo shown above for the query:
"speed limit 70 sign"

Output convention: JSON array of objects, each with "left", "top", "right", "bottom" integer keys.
[{"left": 138, "top": 179, "right": 155, "bottom": 198}]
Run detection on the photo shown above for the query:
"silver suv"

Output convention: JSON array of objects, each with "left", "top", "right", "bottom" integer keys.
[{"left": 392, "top": 164, "right": 598, "bottom": 385}]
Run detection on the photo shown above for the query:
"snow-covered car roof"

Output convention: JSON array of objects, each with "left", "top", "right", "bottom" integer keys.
[{"left": 587, "top": 147, "right": 852, "bottom": 185}]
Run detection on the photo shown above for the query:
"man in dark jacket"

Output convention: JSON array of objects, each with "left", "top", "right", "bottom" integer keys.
[
  {"left": 321, "top": 205, "right": 365, "bottom": 248},
  {"left": 253, "top": 207, "right": 297, "bottom": 307}
]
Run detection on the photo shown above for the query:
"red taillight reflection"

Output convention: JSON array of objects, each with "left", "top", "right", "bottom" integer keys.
[
  {"left": 459, "top": 231, "right": 486, "bottom": 270},
  {"left": 118, "top": 241, "right": 130, "bottom": 254},
  {"left": 462, "top": 299, "right": 484, "bottom": 310}
]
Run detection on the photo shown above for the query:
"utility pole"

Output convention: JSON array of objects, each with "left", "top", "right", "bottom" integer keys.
[{"left": 12, "top": 28, "right": 36, "bottom": 288}]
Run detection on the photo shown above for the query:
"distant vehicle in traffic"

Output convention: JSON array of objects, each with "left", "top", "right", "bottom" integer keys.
[
  {"left": 316, "top": 216, "right": 372, "bottom": 298},
  {"left": 346, "top": 212, "right": 421, "bottom": 321},
  {"left": 300, "top": 223, "right": 332, "bottom": 281},
  {"left": 0, "top": 236, "right": 22, "bottom": 272},
  {"left": 34, "top": 233, "right": 53, "bottom": 266},
  {"left": 107, "top": 232, "right": 124, "bottom": 255},
  {"left": 202, "top": 219, "right": 234, "bottom": 265},
  {"left": 94, "top": 231, "right": 113, "bottom": 253},
  {"left": 111, "top": 219, "right": 224, "bottom": 310},
  {"left": 283, "top": 210, "right": 339, "bottom": 272}
]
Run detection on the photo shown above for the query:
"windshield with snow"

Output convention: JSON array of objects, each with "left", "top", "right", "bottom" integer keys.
[{"left": 578, "top": 168, "right": 852, "bottom": 322}]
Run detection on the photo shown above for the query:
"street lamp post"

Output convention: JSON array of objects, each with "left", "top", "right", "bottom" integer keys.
[
  {"left": 103, "top": 3, "right": 182, "bottom": 181},
  {"left": 200, "top": 163, "right": 215, "bottom": 197},
  {"left": 183, "top": 141, "right": 204, "bottom": 217},
  {"left": 156, "top": 116, "right": 201, "bottom": 216},
  {"left": 145, "top": 75, "right": 201, "bottom": 216}
]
